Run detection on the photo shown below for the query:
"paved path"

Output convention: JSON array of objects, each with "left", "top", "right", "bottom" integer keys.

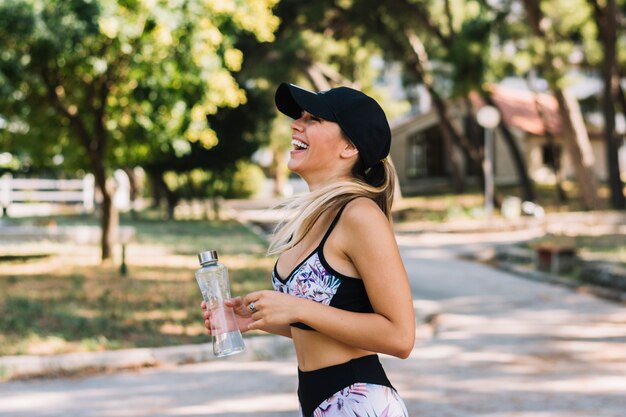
[{"left": 1, "top": 230, "right": 625, "bottom": 417}]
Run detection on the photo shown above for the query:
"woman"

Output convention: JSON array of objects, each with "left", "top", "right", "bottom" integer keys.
[{"left": 202, "top": 82, "right": 415, "bottom": 417}]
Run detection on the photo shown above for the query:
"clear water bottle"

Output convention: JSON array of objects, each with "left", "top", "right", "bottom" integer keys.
[{"left": 195, "top": 250, "right": 245, "bottom": 357}]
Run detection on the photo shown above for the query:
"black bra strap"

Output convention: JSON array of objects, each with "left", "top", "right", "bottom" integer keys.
[{"left": 318, "top": 203, "right": 350, "bottom": 249}]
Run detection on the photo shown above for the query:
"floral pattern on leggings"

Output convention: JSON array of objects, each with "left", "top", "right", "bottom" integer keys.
[{"left": 302, "top": 383, "right": 409, "bottom": 417}]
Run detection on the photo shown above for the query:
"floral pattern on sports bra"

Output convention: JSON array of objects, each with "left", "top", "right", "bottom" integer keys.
[
  {"left": 272, "top": 251, "right": 341, "bottom": 305},
  {"left": 272, "top": 204, "right": 373, "bottom": 332}
]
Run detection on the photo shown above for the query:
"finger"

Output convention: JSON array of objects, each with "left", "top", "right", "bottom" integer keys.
[
  {"left": 243, "top": 291, "right": 263, "bottom": 306},
  {"left": 234, "top": 303, "right": 252, "bottom": 317},
  {"left": 201, "top": 300, "right": 207, "bottom": 310},
  {"left": 248, "top": 318, "right": 264, "bottom": 331},
  {"left": 224, "top": 297, "right": 242, "bottom": 310}
]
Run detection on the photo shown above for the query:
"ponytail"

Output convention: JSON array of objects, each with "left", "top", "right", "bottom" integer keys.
[
  {"left": 267, "top": 157, "right": 397, "bottom": 255},
  {"left": 352, "top": 157, "right": 395, "bottom": 217}
]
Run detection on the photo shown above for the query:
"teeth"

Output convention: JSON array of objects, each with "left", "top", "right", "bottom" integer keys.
[{"left": 291, "top": 139, "right": 309, "bottom": 149}]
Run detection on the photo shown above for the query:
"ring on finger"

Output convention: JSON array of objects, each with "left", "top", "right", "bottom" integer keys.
[{"left": 249, "top": 302, "right": 256, "bottom": 313}]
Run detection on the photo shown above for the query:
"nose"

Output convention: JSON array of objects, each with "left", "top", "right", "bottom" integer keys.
[{"left": 291, "top": 116, "right": 305, "bottom": 132}]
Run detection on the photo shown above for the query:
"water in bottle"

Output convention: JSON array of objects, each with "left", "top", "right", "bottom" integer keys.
[{"left": 195, "top": 250, "right": 245, "bottom": 357}]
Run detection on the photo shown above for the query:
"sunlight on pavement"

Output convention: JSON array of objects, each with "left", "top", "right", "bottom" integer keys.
[
  {"left": 168, "top": 394, "right": 298, "bottom": 415},
  {"left": 0, "top": 392, "right": 70, "bottom": 413}
]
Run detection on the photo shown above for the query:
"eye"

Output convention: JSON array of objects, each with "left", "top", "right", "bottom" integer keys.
[{"left": 301, "top": 111, "right": 322, "bottom": 123}]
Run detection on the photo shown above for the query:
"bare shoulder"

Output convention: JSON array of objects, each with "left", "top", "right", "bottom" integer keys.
[
  {"left": 338, "top": 198, "right": 402, "bottom": 277},
  {"left": 341, "top": 197, "right": 390, "bottom": 234},
  {"left": 344, "top": 196, "right": 380, "bottom": 212}
]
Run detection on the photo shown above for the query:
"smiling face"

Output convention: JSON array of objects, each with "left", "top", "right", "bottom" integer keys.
[{"left": 288, "top": 111, "right": 358, "bottom": 188}]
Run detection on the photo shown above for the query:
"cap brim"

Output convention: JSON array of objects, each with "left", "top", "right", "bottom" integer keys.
[{"left": 275, "top": 83, "right": 336, "bottom": 121}]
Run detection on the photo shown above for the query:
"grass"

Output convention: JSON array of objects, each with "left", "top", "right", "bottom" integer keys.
[
  {"left": 524, "top": 233, "right": 626, "bottom": 267},
  {"left": 394, "top": 192, "right": 484, "bottom": 222},
  {"left": 394, "top": 181, "right": 619, "bottom": 223},
  {"left": 0, "top": 213, "right": 273, "bottom": 356},
  {"left": 395, "top": 183, "right": 626, "bottom": 290},
  {"left": 1, "top": 183, "right": 623, "bottom": 356}
]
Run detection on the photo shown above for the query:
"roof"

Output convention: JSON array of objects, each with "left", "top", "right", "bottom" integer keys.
[
  {"left": 390, "top": 82, "right": 607, "bottom": 138},
  {"left": 472, "top": 85, "right": 562, "bottom": 136}
]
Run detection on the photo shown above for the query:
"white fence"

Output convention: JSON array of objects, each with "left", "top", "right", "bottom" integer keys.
[{"left": 0, "top": 174, "right": 95, "bottom": 215}]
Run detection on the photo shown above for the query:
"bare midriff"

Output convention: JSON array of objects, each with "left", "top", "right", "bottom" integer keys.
[{"left": 292, "top": 327, "right": 374, "bottom": 371}]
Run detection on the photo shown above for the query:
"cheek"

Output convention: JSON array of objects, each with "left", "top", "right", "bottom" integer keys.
[{"left": 308, "top": 145, "right": 333, "bottom": 164}]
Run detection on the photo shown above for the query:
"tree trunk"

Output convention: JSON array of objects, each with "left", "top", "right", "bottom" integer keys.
[
  {"left": 306, "top": 65, "right": 333, "bottom": 90},
  {"left": 536, "top": 101, "right": 568, "bottom": 203},
  {"left": 429, "top": 88, "right": 484, "bottom": 186},
  {"left": 405, "top": 29, "right": 483, "bottom": 186},
  {"left": 525, "top": 73, "right": 566, "bottom": 202},
  {"left": 591, "top": 0, "right": 625, "bottom": 209},
  {"left": 92, "top": 162, "right": 114, "bottom": 261},
  {"left": 617, "top": 71, "right": 626, "bottom": 117},
  {"left": 272, "top": 150, "right": 289, "bottom": 197},
  {"left": 211, "top": 195, "right": 223, "bottom": 220},
  {"left": 122, "top": 166, "right": 140, "bottom": 219},
  {"left": 65, "top": 114, "right": 115, "bottom": 261},
  {"left": 146, "top": 169, "right": 164, "bottom": 209},
  {"left": 554, "top": 89, "right": 600, "bottom": 209},
  {"left": 601, "top": 73, "right": 625, "bottom": 209},
  {"left": 521, "top": 0, "right": 599, "bottom": 209},
  {"left": 440, "top": 124, "right": 464, "bottom": 193},
  {"left": 145, "top": 168, "right": 178, "bottom": 219},
  {"left": 481, "top": 92, "right": 536, "bottom": 203}
]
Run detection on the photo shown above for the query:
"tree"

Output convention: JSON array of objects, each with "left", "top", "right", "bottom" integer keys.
[
  {"left": 0, "top": 0, "right": 279, "bottom": 260},
  {"left": 144, "top": 86, "right": 275, "bottom": 218},
  {"left": 400, "top": 0, "right": 536, "bottom": 202},
  {"left": 224, "top": 0, "right": 410, "bottom": 197},
  {"left": 587, "top": 0, "right": 625, "bottom": 209},
  {"left": 299, "top": 0, "right": 536, "bottom": 202},
  {"left": 517, "top": 0, "right": 600, "bottom": 209}
]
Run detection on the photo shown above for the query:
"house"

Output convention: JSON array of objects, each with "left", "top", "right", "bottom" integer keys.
[{"left": 389, "top": 83, "right": 622, "bottom": 195}]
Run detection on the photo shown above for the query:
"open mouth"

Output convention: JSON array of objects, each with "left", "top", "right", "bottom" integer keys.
[{"left": 292, "top": 139, "right": 309, "bottom": 150}]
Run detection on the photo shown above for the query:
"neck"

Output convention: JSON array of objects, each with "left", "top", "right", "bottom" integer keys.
[{"left": 305, "top": 173, "right": 353, "bottom": 191}]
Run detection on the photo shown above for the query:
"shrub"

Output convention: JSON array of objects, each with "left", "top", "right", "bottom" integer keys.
[{"left": 224, "top": 161, "right": 266, "bottom": 199}]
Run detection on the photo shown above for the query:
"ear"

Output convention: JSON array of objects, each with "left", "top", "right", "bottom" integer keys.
[{"left": 340, "top": 141, "right": 359, "bottom": 160}]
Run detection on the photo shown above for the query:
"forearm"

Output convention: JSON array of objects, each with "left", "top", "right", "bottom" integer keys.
[{"left": 296, "top": 299, "right": 415, "bottom": 358}]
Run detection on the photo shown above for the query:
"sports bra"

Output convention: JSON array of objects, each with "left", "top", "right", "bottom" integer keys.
[{"left": 272, "top": 204, "right": 374, "bottom": 331}]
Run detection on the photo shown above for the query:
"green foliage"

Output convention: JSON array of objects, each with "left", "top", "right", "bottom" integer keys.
[
  {"left": 0, "top": 0, "right": 279, "bottom": 174},
  {"left": 447, "top": 16, "right": 492, "bottom": 95},
  {"left": 225, "top": 161, "right": 266, "bottom": 199},
  {"left": 489, "top": 0, "right": 598, "bottom": 84},
  {"left": 161, "top": 160, "right": 266, "bottom": 200},
  {"left": 0, "top": 0, "right": 280, "bottom": 258}
]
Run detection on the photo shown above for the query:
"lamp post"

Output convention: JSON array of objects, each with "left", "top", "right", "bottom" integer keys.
[
  {"left": 617, "top": 113, "right": 626, "bottom": 181},
  {"left": 476, "top": 106, "right": 501, "bottom": 219}
]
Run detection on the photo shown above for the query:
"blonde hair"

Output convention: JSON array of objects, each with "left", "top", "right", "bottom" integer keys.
[{"left": 268, "top": 158, "right": 396, "bottom": 255}]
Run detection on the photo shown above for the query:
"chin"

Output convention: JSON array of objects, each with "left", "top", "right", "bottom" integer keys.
[{"left": 287, "top": 160, "right": 304, "bottom": 175}]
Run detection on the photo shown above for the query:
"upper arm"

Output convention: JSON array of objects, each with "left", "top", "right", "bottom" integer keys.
[{"left": 339, "top": 199, "right": 414, "bottom": 325}]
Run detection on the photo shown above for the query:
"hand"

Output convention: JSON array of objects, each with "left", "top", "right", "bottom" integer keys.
[
  {"left": 243, "top": 290, "right": 302, "bottom": 331},
  {"left": 201, "top": 297, "right": 253, "bottom": 336}
]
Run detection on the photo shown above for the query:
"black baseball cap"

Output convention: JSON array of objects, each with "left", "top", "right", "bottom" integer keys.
[{"left": 275, "top": 83, "right": 391, "bottom": 170}]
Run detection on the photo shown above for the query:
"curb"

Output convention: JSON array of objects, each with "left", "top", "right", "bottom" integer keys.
[
  {"left": 460, "top": 246, "right": 626, "bottom": 305},
  {"left": 0, "top": 335, "right": 294, "bottom": 382},
  {"left": 495, "top": 261, "right": 626, "bottom": 304},
  {"left": 394, "top": 210, "right": 626, "bottom": 235}
]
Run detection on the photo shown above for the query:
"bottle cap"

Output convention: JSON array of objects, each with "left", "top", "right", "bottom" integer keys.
[{"left": 198, "top": 250, "right": 218, "bottom": 265}]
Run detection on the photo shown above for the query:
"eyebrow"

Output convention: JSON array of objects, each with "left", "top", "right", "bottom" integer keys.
[{"left": 301, "top": 111, "right": 323, "bottom": 120}]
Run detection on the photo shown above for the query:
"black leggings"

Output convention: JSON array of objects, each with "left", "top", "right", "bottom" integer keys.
[{"left": 297, "top": 355, "right": 394, "bottom": 417}]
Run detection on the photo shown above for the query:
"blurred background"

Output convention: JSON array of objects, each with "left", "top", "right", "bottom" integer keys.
[{"left": 0, "top": 1, "right": 625, "bottom": 415}]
